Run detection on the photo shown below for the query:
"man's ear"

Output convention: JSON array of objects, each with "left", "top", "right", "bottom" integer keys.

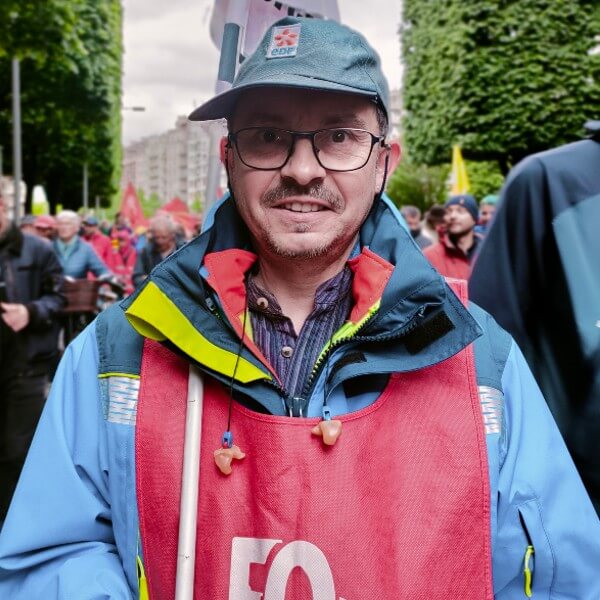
[
  {"left": 219, "top": 137, "right": 229, "bottom": 165},
  {"left": 375, "top": 140, "right": 401, "bottom": 190},
  {"left": 383, "top": 140, "right": 401, "bottom": 173}
]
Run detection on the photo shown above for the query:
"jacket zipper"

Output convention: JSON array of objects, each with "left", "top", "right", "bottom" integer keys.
[{"left": 298, "top": 305, "right": 428, "bottom": 407}]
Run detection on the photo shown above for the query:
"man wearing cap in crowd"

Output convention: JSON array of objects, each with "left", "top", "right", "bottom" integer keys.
[
  {"left": 0, "top": 17, "right": 598, "bottom": 600},
  {"left": 18, "top": 215, "right": 38, "bottom": 237},
  {"left": 423, "top": 193, "right": 482, "bottom": 279},
  {"left": 34, "top": 215, "right": 56, "bottom": 242},
  {"left": 81, "top": 214, "right": 112, "bottom": 265}
]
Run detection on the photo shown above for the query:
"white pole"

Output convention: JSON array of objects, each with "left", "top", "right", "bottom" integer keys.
[{"left": 174, "top": 366, "right": 204, "bottom": 600}]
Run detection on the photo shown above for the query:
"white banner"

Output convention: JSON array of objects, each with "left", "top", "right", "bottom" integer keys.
[{"left": 210, "top": 0, "right": 340, "bottom": 57}]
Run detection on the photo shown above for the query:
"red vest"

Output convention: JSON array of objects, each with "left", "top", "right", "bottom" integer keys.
[{"left": 136, "top": 320, "right": 493, "bottom": 598}]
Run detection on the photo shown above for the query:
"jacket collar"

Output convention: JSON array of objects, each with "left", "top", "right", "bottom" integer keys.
[
  {"left": 0, "top": 223, "right": 24, "bottom": 256},
  {"left": 122, "top": 195, "right": 482, "bottom": 387}
]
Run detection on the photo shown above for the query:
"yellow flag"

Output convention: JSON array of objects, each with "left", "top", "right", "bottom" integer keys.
[{"left": 451, "top": 145, "right": 470, "bottom": 195}]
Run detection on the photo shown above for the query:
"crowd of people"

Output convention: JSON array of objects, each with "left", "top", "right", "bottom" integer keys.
[
  {"left": 0, "top": 15, "right": 598, "bottom": 599},
  {"left": 0, "top": 202, "right": 196, "bottom": 522}
]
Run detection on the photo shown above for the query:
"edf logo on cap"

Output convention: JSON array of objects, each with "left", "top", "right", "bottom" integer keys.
[{"left": 267, "top": 25, "right": 301, "bottom": 58}]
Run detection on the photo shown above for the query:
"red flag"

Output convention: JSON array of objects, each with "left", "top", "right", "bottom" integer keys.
[
  {"left": 162, "top": 197, "right": 189, "bottom": 214},
  {"left": 159, "top": 197, "right": 200, "bottom": 237},
  {"left": 119, "top": 183, "right": 148, "bottom": 230}
]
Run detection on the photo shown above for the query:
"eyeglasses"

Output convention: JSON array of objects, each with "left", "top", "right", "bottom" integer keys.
[{"left": 228, "top": 127, "right": 385, "bottom": 172}]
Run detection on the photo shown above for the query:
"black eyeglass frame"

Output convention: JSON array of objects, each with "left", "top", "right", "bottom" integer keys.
[{"left": 227, "top": 127, "right": 386, "bottom": 172}]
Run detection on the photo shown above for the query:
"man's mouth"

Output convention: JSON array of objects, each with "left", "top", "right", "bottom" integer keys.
[{"left": 276, "top": 202, "right": 327, "bottom": 213}]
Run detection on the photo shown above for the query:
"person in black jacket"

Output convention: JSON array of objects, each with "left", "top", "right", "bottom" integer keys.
[
  {"left": 470, "top": 122, "right": 600, "bottom": 513},
  {"left": 0, "top": 192, "right": 65, "bottom": 521}
]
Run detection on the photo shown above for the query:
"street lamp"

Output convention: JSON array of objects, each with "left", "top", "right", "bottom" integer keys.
[{"left": 122, "top": 106, "right": 146, "bottom": 112}]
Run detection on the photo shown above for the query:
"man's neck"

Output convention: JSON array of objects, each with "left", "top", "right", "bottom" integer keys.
[
  {"left": 254, "top": 249, "right": 352, "bottom": 335},
  {"left": 449, "top": 229, "right": 474, "bottom": 255}
]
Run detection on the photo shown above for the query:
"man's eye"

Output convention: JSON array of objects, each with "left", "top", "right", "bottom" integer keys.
[
  {"left": 260, "top": 129, "right": 279, "bottom": 143},
  {"left": 330, "top": 130, "right": 347, "bottom": 143}
]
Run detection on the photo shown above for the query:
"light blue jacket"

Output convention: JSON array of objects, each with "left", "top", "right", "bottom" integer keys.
[
  {"left": 54, "top": 236, "right": 110, "bottom": 279},
  {"left": 1, "top": 196, "right": 599, "bottom": 598}
]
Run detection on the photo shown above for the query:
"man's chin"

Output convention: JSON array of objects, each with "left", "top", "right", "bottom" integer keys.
[{"left": 265, "top": 233, "right": 339, "bottom": 260}]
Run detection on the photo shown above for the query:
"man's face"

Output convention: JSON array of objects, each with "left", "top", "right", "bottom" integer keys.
[
  {"left": 479, "top": 203, "right": 496, "bottom": 226},
  {"left": 226, "top": 88, "right": 392, "bottom": 262},
  {"left": 151, "top": 227, "right": 174, "bottom": 253},
  {"left": 56, "top": 217, "right": 79, "bottom": 242},
  {"left": 444, "top": 205, "right": 476, "bottom": 236},
  {"left": 82, "top": 223, "right": 97, "bottom": 237},
  {"left": 404, "top": 214, "right": 421, "bottom": 234}
]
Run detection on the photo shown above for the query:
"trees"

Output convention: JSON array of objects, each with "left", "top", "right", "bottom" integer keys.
[
  {"left": 401, "top": 0, "right": 599, "bottom": 173},
  {"left": 0, "top": 0, "right": 122, "bottom": 211}
]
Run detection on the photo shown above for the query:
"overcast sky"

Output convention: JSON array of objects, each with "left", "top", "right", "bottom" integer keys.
[{"left": 122, "top": 0, "right": 403, "bottom": 145}]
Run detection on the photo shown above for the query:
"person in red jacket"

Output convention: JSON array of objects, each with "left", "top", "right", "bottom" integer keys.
[
  {"left": 81, "top": 215, "right": 112, "bottom": 265},
  {"left": 423, "top": 194, "right": 483, "bottom": 279},
  {"left": 107, "top": 229, "right": 137, "bottom": 296}
]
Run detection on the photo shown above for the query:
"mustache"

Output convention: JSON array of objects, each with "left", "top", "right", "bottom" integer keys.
[{"left": 261, "top": 182, "right": 343, "bottom": 210}]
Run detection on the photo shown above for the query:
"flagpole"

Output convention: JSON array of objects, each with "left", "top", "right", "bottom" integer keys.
[{"left": 204, "top": 0, "right": 249, "bottom": 220}]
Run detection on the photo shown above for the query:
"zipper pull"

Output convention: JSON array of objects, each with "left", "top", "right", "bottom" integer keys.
[{"left": 523, "top": 545, "right": 534, "bottom": 597}]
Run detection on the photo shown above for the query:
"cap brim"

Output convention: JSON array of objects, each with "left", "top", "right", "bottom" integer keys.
[{"left": 188, "top": 76, "right": 378, "bottom": 122}]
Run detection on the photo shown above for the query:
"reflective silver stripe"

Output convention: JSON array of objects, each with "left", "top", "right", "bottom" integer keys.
[
  {"left": 104, "top": 376, "right": 140, "bottom": 425},
  {"left": 479, "top": 385, "right": 503, "bottom": 435}
]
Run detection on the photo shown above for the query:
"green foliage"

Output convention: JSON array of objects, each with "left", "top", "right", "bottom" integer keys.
[
  {"left": 402, "top": 0, "right": 599, "bottom": 170},
  {"left": 465, "top": 160, "right": 504, "bottom": 201},
  {"left": 190, "top": 194, "right": 204, "bottom": 214},
  {"left": 0, "top": 0, "right": 122, "bottom": 211},
  {"left": 386, "top": 159, "right": 450, "bottom": 212},
  {"left": 138, "top": 189, "right": 162, "bottom": 218}
]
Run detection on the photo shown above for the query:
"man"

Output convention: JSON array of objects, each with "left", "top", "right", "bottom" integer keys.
[
  {"left": 132, "top": 213, "right": 183, "bottom": 288},
  {"left": 0, "top": 192, "right": 64, "bottom": 521},
  {"left": 0, "top": 17, "right": 598, "bottom": 599},
  {"left": 422, "top": 203, "right": 446, "bottom": 243},
  {"left": 400, "top": 205, "right": 432, "bottom": 249},
  {"left": 33, "top": 215, "right": 56, "bottom": 241},
  {"left": 423, "top": 194, "right": 482, "bottom": 279},
  {"left": 18, "top": 215, "right": 37, "bottom": 236},
  {"left": 53, "top": 210, "right": 110, "bottom": 279},
  {"left": 470, "top": 123, "right": 600, "bottom": 513},
  {"left": 475, "top": 194, "right": 499, "bottom": 235},
  {"left": 107, "top": 229, "right": 137, "bottom": 296},
  {"left": 81, "top": 215, "right": 112, "bottom": 265}
]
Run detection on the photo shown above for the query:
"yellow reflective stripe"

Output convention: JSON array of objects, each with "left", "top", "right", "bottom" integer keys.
[
  {"left": 125, "top": 281, "right": 269, "bottom": 384},
  {"left": 137, "top": 555, "right": 149, "bottom": 600},
  {"left": 314, "top": 299, "right": 381, "bottom": 367},
  {"left": 98, "top": 372, "right": 140, "bottom": 379},
  {"left": 523, "top": 545, "right": 534, "bottom": 597}
]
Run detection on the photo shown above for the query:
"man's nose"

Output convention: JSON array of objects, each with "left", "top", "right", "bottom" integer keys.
[{"left": 280, "top": 138, "right": 326, "bottom": 186}]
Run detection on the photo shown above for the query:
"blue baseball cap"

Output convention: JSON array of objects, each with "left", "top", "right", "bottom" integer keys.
[
  {"left": 82, "top": 215, "right": 99, "bottom": 226},
  {"left": 445, "top": 194, "right": 479, "bottom": 223},
  {"left": 189, "top": 17, "right": 390, "bottom": 123}
]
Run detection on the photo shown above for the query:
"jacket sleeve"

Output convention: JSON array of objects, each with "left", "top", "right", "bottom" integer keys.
[
  {"left": 26, "top": 240, "right": 66, "bottom": 326},
  {"left": 0, "top": 322, "right": 133, "bottom": 599},
  {"left": 494, "top": 342, "right": 600, "bottom": 599},
  {"left": 469, "top": 158, "right": 548, "bottom": 353}
]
